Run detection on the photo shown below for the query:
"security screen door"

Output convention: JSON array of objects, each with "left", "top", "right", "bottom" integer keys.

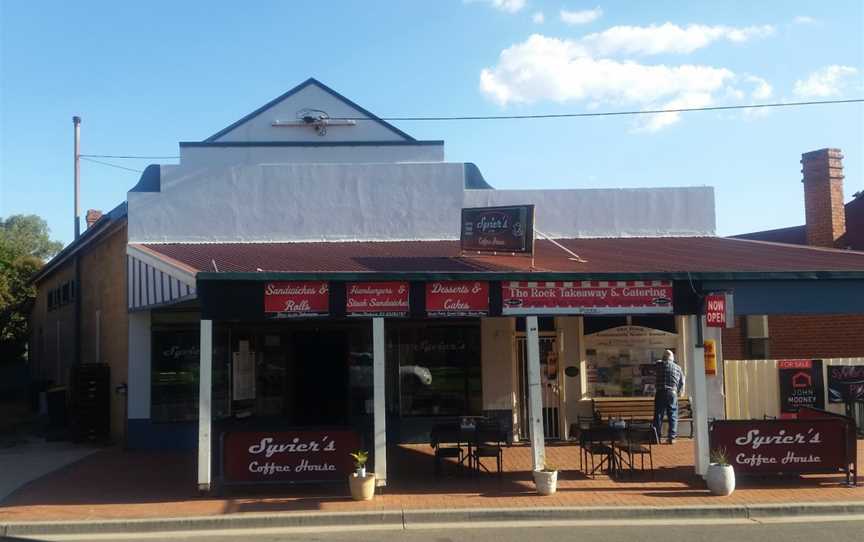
[{"left": 517, "top": 334, "right": 562, "bottom": 440}]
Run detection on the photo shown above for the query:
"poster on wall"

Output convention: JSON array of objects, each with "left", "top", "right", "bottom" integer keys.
[
  {"left": 346, "top": 282, "right": 409, "bottom": 317},
  {"left": 778, "top": 359, "right": 824, "bottom": 416},
  {"left": 425, "top": 281, "right": 489, "bottom": 317},
  {"left": 827, "top": 365, "right": 864, "bottom": 403},
  {"left": 264, "top": 281, "right": 329, "bottom": 317},
  {"left": 223, "top": 430, "right": 361, "bottom": 483},
  {"left": 501, "top": 281, "right": 673, "bottom": 315},
  {"left": 460, "top": 205, "right": 534, "bottom": 254}
]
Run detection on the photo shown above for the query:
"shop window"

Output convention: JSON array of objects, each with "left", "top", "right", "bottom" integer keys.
[
  {"left": 151, "top": 327, "right": 200, "bottom": 422},
  {"left": 390, "top": 323, "right": 481, "bottom": 417},
  {"left": 584, "top": 320, "right": 680, "bottom": 398}
]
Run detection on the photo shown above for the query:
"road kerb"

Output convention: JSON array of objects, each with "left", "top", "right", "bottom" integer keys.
[{"left": 3, "top": 502, "right": 864, "bottom": 537}]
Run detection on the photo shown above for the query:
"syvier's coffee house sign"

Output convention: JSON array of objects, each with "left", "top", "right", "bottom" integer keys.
[
  {"left": 223, "top": 431, "right": 360, "bottom": 483},
  {"left": 461, "top": 205, "right": 534, "bottom": 254}
]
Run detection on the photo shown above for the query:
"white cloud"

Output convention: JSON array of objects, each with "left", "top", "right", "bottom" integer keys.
[
  {"left": 793, "top": 15, "right": 817, "bottom": 24},
  {"left": 745, "top": 75, "right": 773, "bottom": 100},
  {"left": 532, "top": 11, "right": 544, "bottom": 24},
  {"left": 581, "top": 23, "right": 775, "bottom": 56},
  {"left": 479, "top": 34, "right": 743, "bottom": 131},
  {"left": 794, "top": 65, "right": 859, "bottom": 98},
  {"left": 560, "top": 7, "right": 602, "bottom": 25},
  {"left": 469, "top": 0, "right": 526, "bottom": 14}
]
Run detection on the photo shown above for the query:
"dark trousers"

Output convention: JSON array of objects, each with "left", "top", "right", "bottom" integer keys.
[{"left": 653, "top": 389, "right": 678, "bottom": 442}]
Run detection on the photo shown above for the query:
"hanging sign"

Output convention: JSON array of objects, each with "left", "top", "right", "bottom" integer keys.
[
  {"left": 705, "top": 294, "right": 726, "bottom": 327},
  {"left": 426, "top": 281, "right": 489, "bottom": 317},
  {"left": 346, "top": 281, "right": 409, "bottom": 317},
  {"left": 778, "top": 359, "right": 825, "bottom": 416},
  {"left": 502, "top": 281, "right": 673, "bottom": 315},
  {"left": 223, "top": 430, "right": 361, "bottom": 483},
  {"left": 264, "top": 281, "right": 329, "bottom": 316},
  {"left": 827, "top": 365, "right": 864, "bottom": 403},
  {"left": 461, "top": 205, "right": 534, "bottom": 254}
]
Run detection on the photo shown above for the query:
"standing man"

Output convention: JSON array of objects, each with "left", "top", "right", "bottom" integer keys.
[{"left": 654, "top": 349, "right": 684, "bottom": 444}]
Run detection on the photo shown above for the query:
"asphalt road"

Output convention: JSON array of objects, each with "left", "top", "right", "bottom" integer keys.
[{"left": 11, "top": 518, "right": 864, "bottom": 542}]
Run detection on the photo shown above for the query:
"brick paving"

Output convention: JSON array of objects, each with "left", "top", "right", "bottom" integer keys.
[{"left": 0, "top": 439, "right": 861, "bottom": 522}]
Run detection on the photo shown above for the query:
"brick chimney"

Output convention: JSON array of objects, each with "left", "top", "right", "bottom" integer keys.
[
  {"left": 85, "top": 209, "right": 103, "bottom": 229},
  {"left": 801, "top": 148, "right": 846, "bottom": 247}
]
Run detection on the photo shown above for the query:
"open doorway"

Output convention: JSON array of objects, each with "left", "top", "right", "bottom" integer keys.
[{"left": 292, "top": 330, "right": 350, "bottom": 425}]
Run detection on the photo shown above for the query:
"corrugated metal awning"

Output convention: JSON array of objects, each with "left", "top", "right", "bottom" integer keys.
[{"left": 127, "top": 245, "right": 197, "bottom": 311}]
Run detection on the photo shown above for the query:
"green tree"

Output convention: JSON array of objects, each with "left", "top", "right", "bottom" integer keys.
[{"left": 0, "top": 215, "right": 63, "bottom": 363}]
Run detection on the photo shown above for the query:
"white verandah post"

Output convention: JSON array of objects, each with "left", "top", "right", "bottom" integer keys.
[
  {"left": 197, "top": 319, "right": 213, "bottom": 492},
  {"left": 687, "top": 314, "right": 710, "bottom": 478},
  {"left": 526, "top": 316, "right": 546, "bottom": 470},
  {"left": 373, "top": 317, "right": 387, "bottom": 487}
]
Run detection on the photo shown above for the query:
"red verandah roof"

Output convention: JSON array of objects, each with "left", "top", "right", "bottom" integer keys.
[{"left": 136, "top": 237, "right": 864, "bottom": 277}]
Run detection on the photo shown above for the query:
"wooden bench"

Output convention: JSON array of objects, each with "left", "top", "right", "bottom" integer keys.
[{"left": 592, "top": 397, "right": 693, "bottom": 438}]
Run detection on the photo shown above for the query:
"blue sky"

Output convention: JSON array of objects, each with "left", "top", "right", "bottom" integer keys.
[{"left": 1, "top": 0, "right": 862, "bottom": 246}]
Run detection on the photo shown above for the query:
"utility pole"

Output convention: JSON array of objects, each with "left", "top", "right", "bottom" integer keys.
[{"left": 73, "top": 115, "right": 81, "bottom": 240}]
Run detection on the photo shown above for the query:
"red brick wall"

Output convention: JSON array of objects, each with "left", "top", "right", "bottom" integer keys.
[{"left": 722, "top": 315, "right": 864, "bottom": 359}]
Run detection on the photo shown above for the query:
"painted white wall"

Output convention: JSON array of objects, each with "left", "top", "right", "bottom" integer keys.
[
  {"left": 129, "top": 162, "right": 467, "bottom": 243},
  {"left": 178, "top": 144, "right": 444, "bottom": 169},
  {"left": 464, "top": 187, "right": 715, "bottom": 238},
  {"left": 703, "top": 320, "right": 726, "bottom": 421},
  {"left": 213, "top": 84, "right": 409, "bottom": 143},
  {"left": 556, "top": 316, "right": 584, "bottom": 438},
  {"left": 127, "top": 310, "right": 151, "bottom": 420},
  {"left": 481, "top": 317, "right": 516, "bottom": 411}
]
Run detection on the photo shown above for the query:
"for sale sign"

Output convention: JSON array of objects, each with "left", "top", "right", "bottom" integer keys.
[
  {"left": 223, "top": 431, "right": 360, "bottom": 483},
  {"left": 501, "top": 281, "right": 673, "bottom": 315},
  {"left": 264, "top": 281, "right": 329, "bottom": 316},
  {"left": 346, "top": 282, "right": 409, "bottom": 317},
  {"left": 778, "top": 359, "right": 825, "bottom": 416},
  {"left": 426, "top": 281, "right": 489, "bottom": 317}
]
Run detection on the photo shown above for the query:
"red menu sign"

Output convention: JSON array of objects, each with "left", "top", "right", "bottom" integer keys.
[
  {"left": 426, "top": 281, "right": 489, "bottom": 317},
  {"left": 346, "top": 282, "right": 409, "bottom": 317},
  {"left": 710, "top": 419, "right": 849, "bottom": 474},
  {"left": 264, "top": 281, "right": 329, "bottom": 316},
  {"left": 223, "top": 430, "right": 360, "bottom": 483},
  {"left": 501, "top": 281, "right": 673, "bottom": 315}
]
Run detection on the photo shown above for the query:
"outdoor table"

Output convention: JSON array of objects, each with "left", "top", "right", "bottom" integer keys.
[
  {"left": 430, "top": 420, "right": 504, "bottom": 475},
  {"left": 579, "top": 424, "right": 626, "bottom": 478}
]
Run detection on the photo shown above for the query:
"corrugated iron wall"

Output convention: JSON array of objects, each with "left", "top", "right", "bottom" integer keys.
[{"left": 724, "top": 358, "right": 864, "bottom": 420}]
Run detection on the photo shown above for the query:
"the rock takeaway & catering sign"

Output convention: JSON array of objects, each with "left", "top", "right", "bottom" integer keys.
[
  {"left": 461, "top": 205, "right": 534, "bottom": 254},
  {"left": 501, "top": 281, "right": 673, "bottom": 315},
  {"left": 264, "top": 281, "right": 329, "bottom": 317},
  {"left": 777, "top": 359, "right": 825, "bottom": 417},
  {"left": 223, "top": 430, "right": 361, "bottom": 484}
]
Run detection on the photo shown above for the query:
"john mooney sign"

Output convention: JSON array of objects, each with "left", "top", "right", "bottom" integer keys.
[
  {"left": 461, "top": 205, "right": 534, "bottom": 254},
  {"left": 223, "top": 430, "right": 361, "bottom": 483}
]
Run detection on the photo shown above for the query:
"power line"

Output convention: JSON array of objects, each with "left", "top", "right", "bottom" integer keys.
[
  {"left": 329, "top": 98, "right": 863, "bottom": 121},
  {"left": 80, "top": 156, "right": 143, "bottom": 173},
  {"left": 80, "top": 154, "right": 179, "bottom": 159}
]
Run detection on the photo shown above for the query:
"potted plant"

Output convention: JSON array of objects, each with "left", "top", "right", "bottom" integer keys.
[
  {"left": 532, "top": 462, "right": 558, "bottom": 495},
  {"left": 348, "top": 450, "right": 375, "bottom": 501},
  {"left": 706, "top": 447, "right": 735, "bottom": 496}
]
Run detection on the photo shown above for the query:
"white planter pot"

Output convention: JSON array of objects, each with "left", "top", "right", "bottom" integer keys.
[
  {"left": 349, "top": 473, "right": 376, "bottom": 501},
  {"left": 533, "top": 469, "right": 558, "bottom": 496},
  {"left": 706, "top": 463, "right": 735, "bottom": 496}
]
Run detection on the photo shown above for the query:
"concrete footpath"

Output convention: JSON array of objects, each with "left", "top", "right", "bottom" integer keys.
[
  {"left": 0, "top": 437, "right": 98, "bottom": 503},
  {"left": 3, "top": 501, "right": 864, "bottom": 538}
]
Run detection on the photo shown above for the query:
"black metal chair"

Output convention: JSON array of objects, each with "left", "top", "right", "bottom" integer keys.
[
  {"left": 570, "top": 415, "right": 597, "bottom": 471},
  {"left": 580, "top": 426, "right": 618, "bottom": 478},
  {"left": 431, "top": 426, "right": 467, "bottom": 477},
  {"left": 614, "top": 425, "right": 657, "bottom": 479},
  {"left": 471, "top": 422, "right": 506, "bottom": 476}
]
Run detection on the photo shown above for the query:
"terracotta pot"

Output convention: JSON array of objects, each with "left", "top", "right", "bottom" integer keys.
[
  {"left": 348, "top": 473, "right": 376, "bottom": 501},
  {"left": 532, "top": 469, "right": 558, "bottom": 495},
  {"left": 706, "top": 463, "right": 735, "bottom": 496}
]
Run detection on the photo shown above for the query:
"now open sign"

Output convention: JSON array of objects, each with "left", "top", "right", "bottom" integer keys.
[{"left": 706, "top": 293, "right": 728, "bottom": 328}]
